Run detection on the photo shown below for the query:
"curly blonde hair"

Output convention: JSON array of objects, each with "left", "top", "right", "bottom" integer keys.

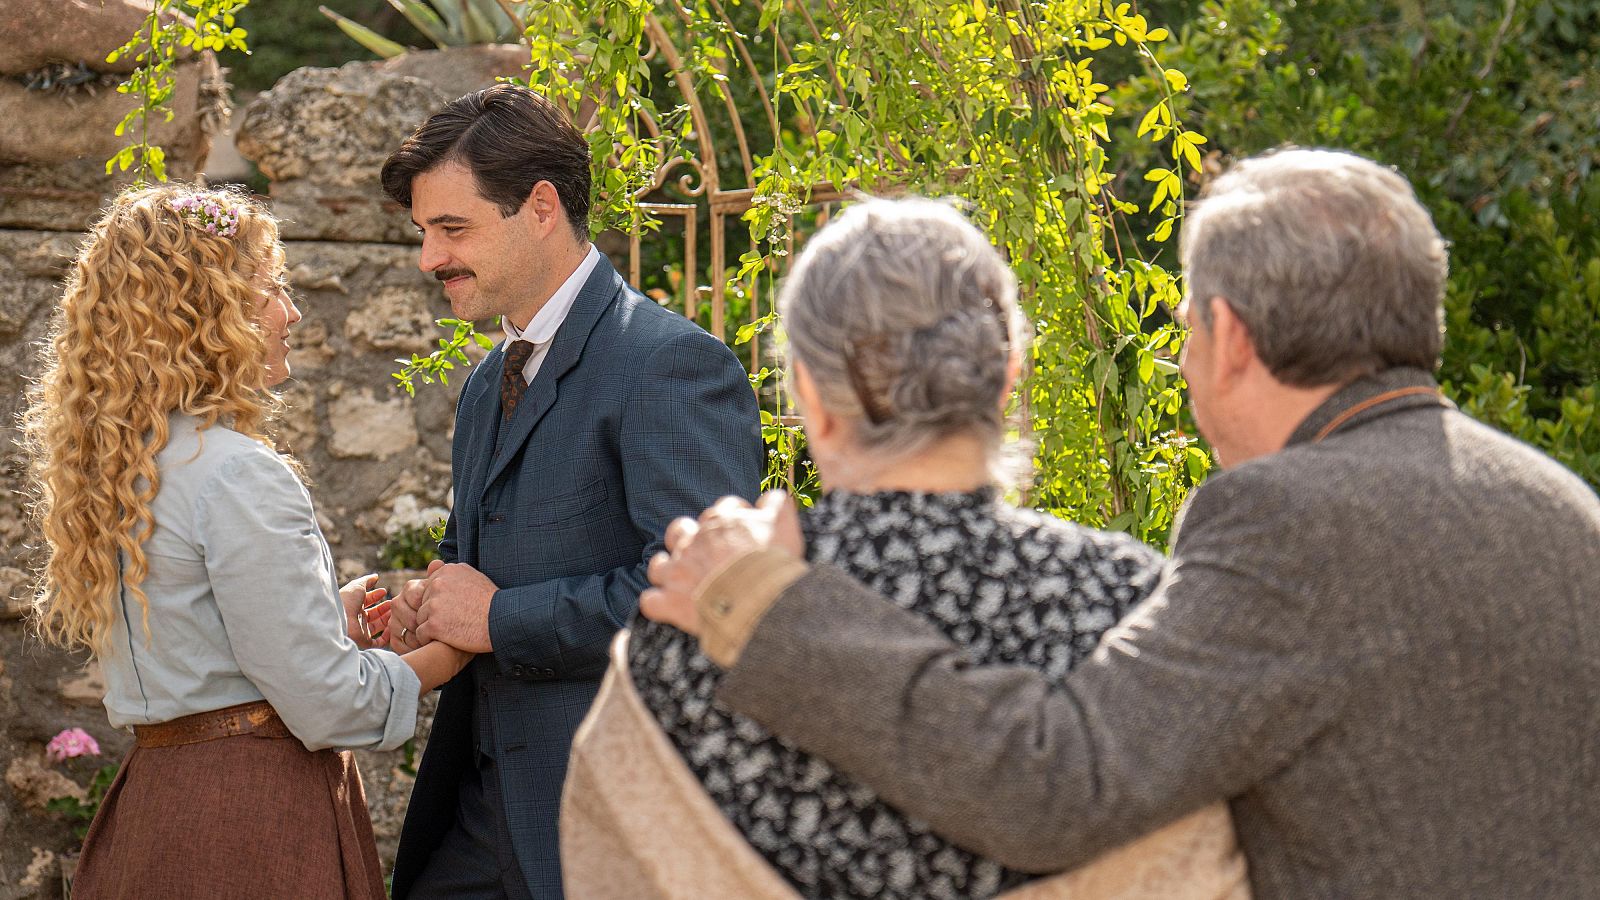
[{"left": 21, "top": 183, "right": 293, "bottom": 653}]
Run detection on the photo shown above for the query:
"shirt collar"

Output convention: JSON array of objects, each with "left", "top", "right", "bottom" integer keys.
[{"left": 502, "top": 244, "right": 602, "bottom": 345}]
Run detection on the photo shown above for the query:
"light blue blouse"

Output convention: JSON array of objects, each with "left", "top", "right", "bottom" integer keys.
[{"left": 100, "top": 414, "right": 419, "bottom": 752}]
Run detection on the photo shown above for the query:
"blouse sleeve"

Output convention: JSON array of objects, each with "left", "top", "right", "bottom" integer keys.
[{"left": 195, "top": 444, "right": 420, "bottom": 751}]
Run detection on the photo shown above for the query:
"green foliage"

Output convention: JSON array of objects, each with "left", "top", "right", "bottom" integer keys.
[
  {"left": 1114, "top": 0, "right": 1600, "bottom": 490},
  {"left": 521, "top": 0, "right": 664, "bottom": 238},
  {"left": 106, "top": 0, "right": 252, "bottom": 182},
  {"left": 320, "top": 0, "right": 530, "bottom": 58},
  {"left": 393, "top": 317, "right": 497, "bottom": 395},
  {"left": 45, "top": 764, "right": 120, "bottom": 841},
  {"left": 509, "top": 0, "right": 1209, "bottom": 544},
  {"left": 398, "top": 737, "right": 420, "bottom": 776},
  {"left": 1440, "top": 183, "right": 1600, "bottom": 484},
  {"left": 749, "top": 364, "right": 821, "bottom": 503}
]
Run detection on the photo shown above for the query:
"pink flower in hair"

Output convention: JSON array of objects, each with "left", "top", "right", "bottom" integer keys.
[
  {"left": 169, "top": 195, "right": 241, "bottom": 237},
  {"left": 46, "top": 727, "right": 101, "bottom": 763}
]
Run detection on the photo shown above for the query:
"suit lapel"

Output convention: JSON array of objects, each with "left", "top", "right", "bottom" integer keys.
[{"left": 480, "top": 255, "right": 625, "bottom": 494}]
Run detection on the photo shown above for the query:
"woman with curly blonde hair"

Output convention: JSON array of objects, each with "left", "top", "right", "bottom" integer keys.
[{"left": 21, "top": 183, "right": 472, "bottom": 899}]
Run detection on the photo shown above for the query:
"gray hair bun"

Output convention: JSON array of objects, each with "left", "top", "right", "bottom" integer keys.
[
  {"left": 780, "top": 197, "right": 1022, "bottom": 462},
  {"left": 888, "top": 307, "right": 1010, "bottom": 433}
]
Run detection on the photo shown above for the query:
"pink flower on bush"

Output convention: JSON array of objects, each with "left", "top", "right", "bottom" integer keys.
[{"left": 46, "top": 727, "right": 101, "bottom": 763}]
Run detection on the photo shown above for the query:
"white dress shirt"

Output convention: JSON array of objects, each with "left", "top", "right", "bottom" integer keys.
[{"left": 501, "top": 244, "right": 602, "bottom": 384}]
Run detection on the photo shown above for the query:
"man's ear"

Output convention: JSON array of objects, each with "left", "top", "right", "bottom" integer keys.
[
  {"left": 1000, "top": 348, "right": 1023, "bottom": 413},
  {"left": 524, "top": 181, "right": 564, "bottom": 237},
  {"left": 1209, "top": 297, "right": 1259, "bottom": 380}
]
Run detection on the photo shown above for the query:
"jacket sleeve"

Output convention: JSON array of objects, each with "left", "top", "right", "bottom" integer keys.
[
  {"left": 198, "top": 446, "right": 420, "bottom": 751},
  {"left": 486, "top": 328, "right": 763, "bottom": 679},
  {"left": 715, "top": 467, "right": 1363, "bottom": 872}
]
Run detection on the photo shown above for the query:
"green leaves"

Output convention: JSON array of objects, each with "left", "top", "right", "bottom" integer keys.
[
  {"left": 758, "top": 0, "right": 784, "bottom": 32},
  {"left": 1143, "top": 166, "right": 1181, "bottom": 210},
  {"left": 105, "top": 0, "right": 252, "bottom": 184},
  {"left": 392, "top": 318, "right": 491, "bottom": 396},
  {"left": 323, "top": 0, "right": 529, "bottom": 53},
  {"left": 1137, "top": 99, "right": 1173, "bottom": 140},
  {"left": 45, "top": 763, "right": 119, "bottom": 841},
  {"left": 735, "top": 310, "right": 776, "bottom": 346},
  {"left": 1173, "top": 129, "right": 1206, "bottom": 172},
  {"left": 320, "top": 6, "right": 409, "bottom": 58}
]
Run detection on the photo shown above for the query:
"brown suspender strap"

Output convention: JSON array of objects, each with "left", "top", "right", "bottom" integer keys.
[{"left": 1311, "top": 386, "right": 1444, "bottom": 444}]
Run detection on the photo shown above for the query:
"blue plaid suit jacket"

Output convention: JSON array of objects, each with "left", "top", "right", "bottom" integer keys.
[{"left": 391, "top": 256, "right": 763, "bottom": 898}]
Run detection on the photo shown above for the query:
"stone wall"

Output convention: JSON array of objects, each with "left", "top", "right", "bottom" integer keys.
[{"left": 0, "top": 227, "right": 478, "bottom": 896}]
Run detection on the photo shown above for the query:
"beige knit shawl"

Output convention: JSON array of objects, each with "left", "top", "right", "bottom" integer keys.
[{"left": 561, "top": 632, "right": 1249, "bottom": 900}]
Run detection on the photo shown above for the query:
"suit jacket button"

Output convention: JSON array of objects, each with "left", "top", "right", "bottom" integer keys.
[
  {"left": 512, "top": 664, "right": 524, "bottom": 676},
  {"left": 543, "top": 668, "right": 556, "bottom": 678}
]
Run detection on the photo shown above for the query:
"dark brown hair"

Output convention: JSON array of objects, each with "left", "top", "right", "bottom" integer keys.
[{"left": 380, "top": 84, "right": 591, "bottom": 235}]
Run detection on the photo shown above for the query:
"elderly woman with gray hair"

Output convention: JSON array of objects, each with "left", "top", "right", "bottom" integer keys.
[{"left": 560, "top": 199, "right": 1244, "bottom": 899}]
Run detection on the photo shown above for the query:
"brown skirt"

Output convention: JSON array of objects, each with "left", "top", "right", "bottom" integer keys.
[{"left": 72, "top": 724, "right": 387, "bottom": 900}]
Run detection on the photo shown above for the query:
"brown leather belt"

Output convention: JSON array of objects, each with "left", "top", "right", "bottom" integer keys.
[{"left": 133, "top": 700, "right": 292, "bottom": 748}]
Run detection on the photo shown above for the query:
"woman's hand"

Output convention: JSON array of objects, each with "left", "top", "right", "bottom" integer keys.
[
  {"left": 340, "top": 574, "right": 390, "bottom": 650},
  {"left": 442, "top": 643, "right": 476, "bottom": 679}
]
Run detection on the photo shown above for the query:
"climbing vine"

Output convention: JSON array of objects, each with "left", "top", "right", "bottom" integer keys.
[{"left": 105, "top": 0, "right": 251, "bottom": 182}]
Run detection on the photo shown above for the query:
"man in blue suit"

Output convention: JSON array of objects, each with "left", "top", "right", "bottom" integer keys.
[{"left": 379, "top": 85, "right": 763, "bottom": 899}]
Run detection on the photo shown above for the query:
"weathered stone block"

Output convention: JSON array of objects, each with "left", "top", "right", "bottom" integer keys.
[
  {"left": 0, "top": 45, "right": 224, "bottom": 234},
  {"left": 327, "top": 386, "right": 419, "bottom": 460},
  {"left": 5, "top": 756, "right": 84, "bottom": 812},
  {"left": 345, "top": 287, "right": 441, "bottom": 351},
  {"left": 0, "top": 55, "right": 219, "bottom": 169},
  {"left": 55, "top": 663, "right": 104, "bottom": 708},
  {"left": 19, "top": 845, "right": 57, "bottom": 896},
  {"left": 235, "top": 64, "right": 443, "bottom": 244},
  {"left": 0, "top": 0, "right": 195, "bottom": 76},
  {"left": 0, "top": 280, "right": 56, "bottom": 342}
]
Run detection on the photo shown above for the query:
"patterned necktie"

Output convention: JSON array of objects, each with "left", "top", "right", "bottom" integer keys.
[{"left": 500, "top": 339, "right": 537, "bottom": 421}]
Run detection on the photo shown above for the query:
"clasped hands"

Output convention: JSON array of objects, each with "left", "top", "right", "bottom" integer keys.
[{"left": 340, "top": 560, "right": 499, "bottom": 655}]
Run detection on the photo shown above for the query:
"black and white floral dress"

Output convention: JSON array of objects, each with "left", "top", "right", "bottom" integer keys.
[{"left": 628, "top": 488, "right": 1165, "bottom": 899}]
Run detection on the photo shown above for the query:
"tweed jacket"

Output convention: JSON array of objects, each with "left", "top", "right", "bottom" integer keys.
[
  {"left": 391, "top": 255, "right": 764, "bottom": 898},
  {"left": 711, "top": 368, "right": 1600, "bottom": 898},
  {"left": 560, "top": 631, "right": 1248, "bottom": 900}
]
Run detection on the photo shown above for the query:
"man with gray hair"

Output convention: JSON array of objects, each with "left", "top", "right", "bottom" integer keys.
[{"left": 638, "top": 149, "right": 1600, "bottom": 897}]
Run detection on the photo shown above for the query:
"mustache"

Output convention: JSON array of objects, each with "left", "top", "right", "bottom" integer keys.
[{"left": 435, "top": 267, "right": 474, "bottom": 282}]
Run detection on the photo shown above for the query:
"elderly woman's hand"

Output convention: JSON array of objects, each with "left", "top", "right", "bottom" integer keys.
[{"left": 640, "top": 491, "right": 805, "bottom": 635}]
